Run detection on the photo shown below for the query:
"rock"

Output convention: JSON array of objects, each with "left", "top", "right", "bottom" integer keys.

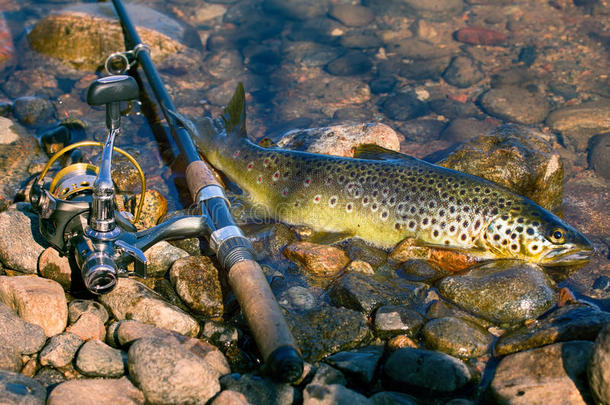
[
  {"left": 128, "top": 189, "right": 168, "bottom": 230},
  {"left": 12, "top": 96, "right": 54, "bottom": 126},
  {"left": 153, "top": 278, "right": 190, "bottom": 312},
  {"left": 205, "top": 49, "right": 244, "bottom": 81},
  {"left": 283, "top": 242, "right": 350, "bottom": 278},
  {"left": 329, "top": 5, "right": 375, "bottom": 27},
  {"left": 397, "top": 259, "right": 449, "bottom": 283},
  {"left": 0, "top": 302, "right": 46, "bottom": 355},
  {"left": 303, "top": 384, "right": 371, "bottom": 405},
  {"left": 38, "top": 248, "right": 72, "bottom": 291},
  {"left": 422, "top": 316, "right": 493, "bottom": 358},
  {"left": 588, "top": 132, "right": 610, "bottom": 180},
  {"left": 344, "top": 239, "right": 388, "bottom": 269},
  {"left": 128, "top": 336, "right": 221, "bottom": 404},
  {"left": 546, "top": 99, "right": 610, "bottom": 151},
  {"left": 219, "top": 373, "right": 298, "bottom": 405},
  {"left": 210, "top": 390, "right": 249, "bottom": 405},
  {"left": 383, "top": 348, "right": 472, "bottom": 394},
  {"left": 399, "top": 57, "right": 451, "bottom": 81},
  {"left": 286, "top": 303, "right": 370, "bottom": 362},
  {"left": 141, "top": 242, "right": 188, "bottom": 278},
  {"left": 201, "top": 321, "right": 239, "bottom": 350},
  {"left": 400, "top": 0, "right": 464, "bottom": 21},
  {"left": 0, "top": 13, "right": 15, "bottom": 66},
  {"left": 346, "top": 260, "right": 375, "bottom": 275},
  {"left": 440, "top": 124, "right": 564, "bottom": 211},
  {"left": 340, "top": 33, "right": 382, "bottom": 49},
  {"left": 0, "top": 276, "right": 68, "bottom": 336},
  {"left": 324, "top": 346, "right": 384, "bottom": 386},
  {"left": 263, "top": 0, "right": 329, "bottom": 20},
  {"left": 326, "top": 52, "right": 372, "bottom": 76},
  {"left": 426, "top": 299, "right": 493, "bottom": 330},
  {"left": 387, "top": 335, "right": 418, "bottom": 350},
  {"left": 369, "top": 76, "right": 396, "bottom": 94},
  {"left": 29, "top": 3, "right": 186, "bottom": 71},
  {"left": 494, "top": 304, "right": 610, "bottom": 356},
  {"left": 66, "top": 312, "right": 106, "bottom": 341},
  {"left": 0, "top": 344, "right": 21, "bottom": 372},
  {"left": 245, "top": 223, "right": 296, "bottom": 262},
  {"left": 479, "top": 87, "right": 551, "bottom": 124},
  {"left": 588, "top": 324, "right": 610, "bottom": 405},
  {"left": 440, "top": 117, "right": 497, "bottom": 144},
  {"left": 68, "top": 299, "right": 109, "bottom": 324},
  {"left": 385, "top": 38, "right": 453, "bottom": 60},
  {"left": 369, "top": 391, "right": 419, "bottom": 405},
  {"left": 379, "top": 93, "right": 428, "bottom": 121},
  {"left": 437, "top": 261, "right": 556, "bottom": 324},
  {"left": 47, "top": 377, "right": 144, "bottom": 405},
  {"left": 98, "top": 278, "right": 200, "bottom": 337},
  {"left": 455, "top": 26, "right": 507, "bottom": 45},
  {"left": 443, "top": 56, "right": 485, "bottom": 88},
  {"left": 0, "top": 369, "right": 46, "bottom": 405},
  {"left": 34, "top": 366, "right": 66, "bottom": 390},
  {"left": 75, "top": 339, "right": 125, "bottom": 378},
  {"left": 169, "top": 256, "right": 223, "bottom": 318},
  {"left": 310, "top": 363, "right": 347, "bottom": 386},
  {"left": 279, "top": 286, "right": 317, "bottom": 311},
  {"left": 329, "top": 272, "right": 427, "bottom": 315},
  {"left": 374, "top": 305, "right": 424, "bottom": 338},
  {"left": 0, "top": 210, "right": 46, "bottom": 273},
  {"left": 487, "top": 341, "right": 594, "bottom": 404},
  {"left": 277, "top": 123, "right": 400, "bottom": 157},
  {"left": 39, "top": 332, "right": 83, "bottom": 368}
]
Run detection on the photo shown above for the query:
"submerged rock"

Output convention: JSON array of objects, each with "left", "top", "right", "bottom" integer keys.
[
  {"left": 284, "top": 242, "right": 350, "bottom": 278},
  {"left": 422, "top": 316, "right": 493, "bottom": 359},
  {"left": 47, "top": 377, "right": 144, "bottom": 405},
  {"left": 374, "top": 305, "right": 424, "bottom": 338},
  {"left": 487, "top": 341, "right": 594, "bottom": 404},
  {"left": 329, "top": 4, "right": 375, "bottom": 27},
  {"left": 437, "top": 261, "right": 556, "bottom": 324},
  {"left": 324, "top": 346, "right": 384, "bottom": 387},
  {"left": 440, "top": 124, "right": 564, "bottom": 211},
  {"left": 546, "top": 99, "right": 610, "bottom": 151},
  {"left": 169, "top": 256, "right": 223, "bottom": 318},
  {"left": 588, "top": 324, "right": 610, "bottom": 405}
]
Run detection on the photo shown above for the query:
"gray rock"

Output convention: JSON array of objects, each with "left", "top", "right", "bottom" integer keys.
[
  {"left": 75, "top": 339, "right": 125, "bottom": 378},
  {"left": 397, "top": 259, "right": 450, "bottom": 283},
  {"left": 39, "top": 332, "right": 83, "bottom": 368},
  {"left": 303, "top": 384, "right": 371, "bottom": 405},
  {"left": 98, "top": 278, "right": 199, "bottom": 337},
  {"left": 169, "top": 256, "right": 223, "bottom": 317},
  {"left": 47, "top": 377, "right": 144, "bottom": 405},
  {"left": 0, "top": 369, "right": 46, "bottom": 405},
  {"left": 440, "top": 117, "right": 497, "bottom": 144},
  {"left": 68, "top": 299, "right": 109, "bottom": 324},
  {"left": 12, "top": 96, "right": 54, "bottom": 126},
  {"left": 399, "top": 57, "right": 451, "bottom": 81},
  {"left": 345, "top": 239, "right": 387, "bottom": 269},
  {"left": 0, "top": 344, "right": 21, "bottom": 372},
  {"left": 385, "top": 38, "right": 453, "bottom": 60},
  {"left": 383, "top": 348, "right": 472, "bottom": 394},
  {"left": 437, "top": 261, "right": 556, "bottom": 324},
  {"left": 401, "top": 0, "right": 464, "bottom": 21},
  {"left": 380, "top": 93, "right": 428, "bottom": 121},
  {"left": 324, "top": 346, "right": 384, "bottom": 387},
  {"left": 128, "top": 336, "right": 221, "bottom": 404},
  {"left": 329, "top": 5, "right": 375, "bottom": 27},
  {"left": 369, "top": 391, "right": 419, "bottom": 405},
  {"left": 588, "top": 323, "right": 610, "bottom": 405},
  {"left": 546, "top": 99, "right": 610, "bottom": 151},
  {"left": 310, "top": 363, "right": 347, "bottom": 386},
  {"left": 588, "top": 132, "right": 610, "bottom": 180},
  {"left": 0, "top": 210, "right": 46, "bottom": 273},
  {"left": 0, "top": 302, "right": 46, "bottom": 355},
  {"left": 487, "top": 341, "right": 594, "bottom": 404},
  {"left": 326, "top": 52, "right": 372, "bottom": 76},
  {"left": 480, "top": 86, "right": 551, "bottom": 124},
  {"left": 33, "top": 366, "right": 65, "bottom": 390},
  {"left": 374, "top": 305, "right": 424, "bottom": 338},
  {"left": 286, "top": 304, "right": 370, "bottom": 362},
  {"left": 205, "top": 49, "right": 244, "bottom": 81},
  {"left": 443, "top": 56, "right": 485, "bottom": 88},
  {"left": 143, "top": 241, "right": 189, "bottom": 278},
  {"left": 329, "top": 272, "right": 428, "bottom": 315},
  {"left": 279, "top": 286, "right": 317, "bottom": 311},
  {"left": 264, "top": 0, "right": 329, "bottom": 20},
  {"left": 220, "top": 373, "right": 298, "bottom": 405},
  {"left": 422, "top": 316, "right": 493, "bottom": 358},
  {"left": 340, "top": 33, "right": 382, "bottom": 49},
  {"left": 494, "top": 304, "right": 610, "bottom": 356}
]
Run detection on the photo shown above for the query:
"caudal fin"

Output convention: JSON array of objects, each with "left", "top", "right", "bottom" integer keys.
[{"left": 221, "top": 83, "right": 247, "bottom": 138}]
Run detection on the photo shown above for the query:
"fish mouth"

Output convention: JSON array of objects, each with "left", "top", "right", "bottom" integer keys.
[{"left": 538, "top": 245, "right": 594, "bottom": 266}]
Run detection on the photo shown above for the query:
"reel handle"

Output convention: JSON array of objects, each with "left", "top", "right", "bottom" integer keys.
[{"left": 87, "top": 75, "right": 139, "bottom": 131}]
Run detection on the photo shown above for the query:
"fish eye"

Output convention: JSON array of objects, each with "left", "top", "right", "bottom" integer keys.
[{"left": 549, "top": 228, "right": 566, "bottom": 244}]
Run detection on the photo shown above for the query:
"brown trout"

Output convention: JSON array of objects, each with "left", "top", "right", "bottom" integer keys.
[{"left": 192, "top": 84, "right": 593, "bottom": 266}]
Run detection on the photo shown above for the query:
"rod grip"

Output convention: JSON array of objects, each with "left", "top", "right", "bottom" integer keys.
[
  {"left": 185, "top": 160, "right": 221, "bottom": 200},
  {"left": 228, "top": 259, "right": 303, "bottom": 382}
]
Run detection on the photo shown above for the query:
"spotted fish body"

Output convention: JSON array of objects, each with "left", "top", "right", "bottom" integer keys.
[{"left": 193, "top": 85, "right": 593, "bottom": 266}]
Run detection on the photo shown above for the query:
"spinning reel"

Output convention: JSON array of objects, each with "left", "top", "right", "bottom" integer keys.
[{"left": 31, "top": 75, "right": 208, "bottom": 295}]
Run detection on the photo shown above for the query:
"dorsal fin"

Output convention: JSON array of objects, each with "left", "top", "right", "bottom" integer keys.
[
  {"left": 221, "top": 83, "right": 247, "bottom": 137},
  {"left": 353, "top": 144, "right": 418, "bottom": 162}
]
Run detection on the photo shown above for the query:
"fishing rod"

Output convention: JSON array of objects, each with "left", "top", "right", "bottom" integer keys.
[{"left": 108, "top": 0, "right": 303, "bottom": 382}]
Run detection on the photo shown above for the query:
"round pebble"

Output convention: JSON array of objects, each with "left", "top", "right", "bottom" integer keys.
[
  {"left": 479, "top": 86, "right": 551, "bottom": 124},
  {"left": 588, "top": 132, "right": 610, "bottom": 180},
  {"left": 75, "top": 339, "right": 125, "bottom": 378}
]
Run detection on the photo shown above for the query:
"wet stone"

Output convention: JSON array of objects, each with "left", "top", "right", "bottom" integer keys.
[
  {"left": 546, "top": 99, "right": 610, "bottom": 151},
  {"left": 380, "top": 93, "right": 428, "bottom": 121},
  {"left": 396, "top": 118, "right": 447, "bottom": 144},
  {"left": 346, "top": 260, "right": 375, "bottom": 275},
  {"left": 443, "top": 56, "right": 485, "bottom": 88},
  {"left": 0, "top": 344, "right": 21, "bottom": 372},
  {"left": 12, "top": 96, "right": 54, "bottom": 126},
  {"left": 383, "top": 348, "right": 472, "bottom": 394},
  {"left": 128, "top": 189, "right": 167, "bottom": 230},
  {"left": 65, "top": 312, "right": 106, "bottom": 341},
  {"left": 440, "top": 117, "right": 497, "bottom": 144},
  {"left": 455, "top": 26, "right": 507, "bottom": 45},
  {"left": 369, "top": 391, "right": 419, "bottom": 405},
  {"left": 47, "top": 377, "right": 144, "bottom": 405},
  {"left": 479, "top": 86, "right": 551, "bottom": 125},
  {"left": 38, "top": 248, "right": 72, "bottom": 291},
  {"left": 128, "top": 336, "right": 221, "bottom": 405},
  {"left": 494, "top": 304, "right": 610, "bottom": 356},
  {"left": 487, "top": 341, "right": 594, "bottom": 404},
  {"left": 369, "top": 76, "right": 396, "bottom": 94},
  {"left": 286, "top": 303, "right": 370, "bottom": 362},
  {"left": 374, "top": 305, "right": 424, "bottom": 339},
  {"left": 0, "top": 276, "right": 68, "bottom": 337},
  {"left": 0, "top": 209, "right": 46, "bottom": 274},
  {"left": 437, "top": 261, "right": 556, "bottom": 324},
  {"left": 40, "top": 332, "right": 83, "bottom": 368},
  {"left": 205, "top": 49, "right": 244, "bottom": 81},
  {"left": 329, "top": 4, "right": 375, "bottom": 27},
  {"left": 169, "top": 255, "right": 223, "bottom": 318},
  {"left": 399, "top": 57, "right": 451, "bottom": 81},
  {"left": 0, "top": 302, "right": 46, "bottom": 355},
  {"left": 75, "top": 339, "right": 125, "bottom": 378},
  {"left": 384, "top": 38, "right": 453, "bottom": 60},
  {"left": 329, "top": 272, "right": 428, "bottom": 315},
  {"left": 400, "top": 0, "right": 464, "bottom": 21},
  {"left": 279, "top": 286, "right": 317, "bottom": 311},
  {"left": 68, "top": 299, "right": 109, "bottom": 325},
  {"left": 326, "top": 52, "right": 372, "bottom": 76},
  {"left": 324, "top": 345, "right": 384, "bottom": 387},
  {"left": 0, "top": 369, "right": 46, "bottom": 405},
  {"left": 153, "top": 278, "right": 190, "bottom": 312},
  {"left": 440, "top": 124, "right": 564, "bottom": 211},
  {"left": 397, "top": 259, "right": 449, "bottom": 283},
  {"left": 245, "top": 223, "right": 296, "bottom": 262},
  {"left": 201, "top": 320, "right": 239, "bottom": 350},
  {"left": 589, "top": 324, "right": 610, "bottom": 405},
  {"left": 283, "top": 242, "right": 349, "bottom": 278},
  {"left": 310, "top": 363, "right": 347, "bottom": 386},
  {"left": 588, "top": 132, "right": 610, "bottom": 180},
  {"left": 340, "top": 32, "right": 382, "bottom": 49},
  {"left": 422, "top": 316, "right": 493, "bottom": 359},
  {"left": 98, "top": 278, "right": 200, "bottom": 337},
  {"left": 303, "top": 383, "right": 370, "bottom": 405},
  {"left": 263, "top": 0, "right": 329, "bottom": 20},
  {"left": 219, "top": 373, "right": 298, "bottom": 405}
]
